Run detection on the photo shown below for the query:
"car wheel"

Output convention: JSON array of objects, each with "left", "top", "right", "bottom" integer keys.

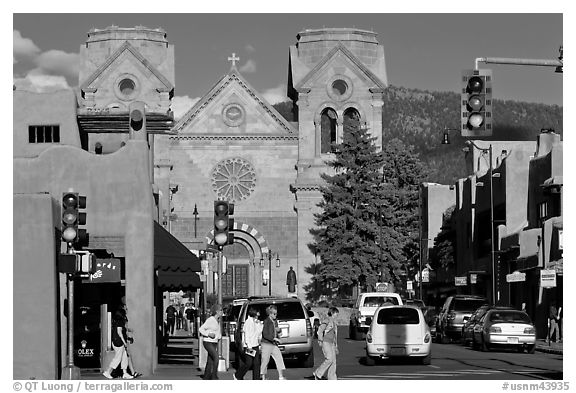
[
  {"left": 527, "top": 344, "right": 535, "bottom": 354},
  {"left": 421, "top": 354, "right": 432, "bottom": 365},
  {"left": 481, "top": 336, "right": 490, "bottom": 352},
  {"left": 365, "top": 354, "right": 376, "bottom": 366},
  {"left": 301, "top": 351, "right": 314, "bottom": 368},
  {"left": 471, "top": 337, "right": 479, "bottom": 350}
]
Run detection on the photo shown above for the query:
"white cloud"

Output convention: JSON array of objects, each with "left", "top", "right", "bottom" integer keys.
[
  {"left": 239, "top": 59, "right": 256, "bottom": 73},
  {"left": 171, "top": 95, "right": 201, "bottom": 120},
  {"left": 245, "top": 44, "right": 256, "bottom": 53},
  {"left": 14, "top": 74, "right": 71, "bottom": 93},
  {"left": 13, "top": 30, "right": 40, "bottom": 63},
  {"left": 262, "top": 83, "right": 288, "bottom": 105},
  {"left": 14, "top": 30, "right": 80, "bottom": 90},
  {"left": 33, "top": 50, "right": 80, "bottom": 80}
]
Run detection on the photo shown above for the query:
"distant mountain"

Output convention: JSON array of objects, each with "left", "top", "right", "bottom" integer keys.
[{"left": 272, "top": 85, "right": 563, "bottom": 184}]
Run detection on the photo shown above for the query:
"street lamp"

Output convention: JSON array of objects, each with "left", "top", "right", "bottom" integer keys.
[
  {"left": 442, "top": 129, "right": 497, "bottom": 305},
  {"left": 260, "top": 251, "right": 280, "bottom": 296}
]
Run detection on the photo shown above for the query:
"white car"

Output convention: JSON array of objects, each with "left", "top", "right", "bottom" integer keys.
[
  {"left": 349, "top": 292, "right": 403, "bottom": 340},
  {"left": 472, "top": 309, "right": 536, "bottom": 353},
  {"left": 365, "top": 305, "right": 432, "bottom": 365}
]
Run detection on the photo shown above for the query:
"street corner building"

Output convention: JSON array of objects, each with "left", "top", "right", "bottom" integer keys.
[{"left": 13, "top": 25, "right": 389, "bottom": 378}]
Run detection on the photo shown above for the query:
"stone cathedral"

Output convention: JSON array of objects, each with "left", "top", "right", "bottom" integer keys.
[{"left": 79, "top": 25, "right": 388, "bottom": 301}]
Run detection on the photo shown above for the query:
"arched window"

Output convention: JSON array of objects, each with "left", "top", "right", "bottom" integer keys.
[
  {"left": 320, "top": 108, "right": 337, "bottom": 153},
  {"left": 343, "top": 107, "right": 360, "bottom": 134}
]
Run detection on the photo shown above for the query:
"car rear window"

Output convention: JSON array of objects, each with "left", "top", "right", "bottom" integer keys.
[
  {"left": 489, "top": 311, "right": 531, "bottom": 323},
  {"left": 362, "top": 296, "right": 399, "bottom": 307},
  {"left": 451, "top": 299, "right": 487, "bottom": 312},
  {"left": 377, "top": 308, "right": 420, "bottom": 325},
  {"left": 246, "top": 301, "right": 305, "bottom": 321}
]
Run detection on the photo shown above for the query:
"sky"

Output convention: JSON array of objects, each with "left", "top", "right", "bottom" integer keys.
[{"left": 12, "top": 11, "right": 564, "bottom": 121}]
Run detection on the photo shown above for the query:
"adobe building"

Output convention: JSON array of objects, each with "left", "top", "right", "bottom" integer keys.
[
  {"left": 499, "top": 130, "right": 563, "bottom": 337},
  {"left": 453, "top": 140, "right": 536, "bottom": 303},
  {"left": 418, "top": 182, "right": 456, "bottom": 306},
  {"left": 13, "top": 26, "right": 200, "bottom": 379},
  {"left": 155, "top": 28, "right": 389, "bottom": 300}
]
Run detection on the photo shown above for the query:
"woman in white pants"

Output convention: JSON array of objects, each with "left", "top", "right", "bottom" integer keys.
[{"left": 260, "top": 305, "right": 286, "bottom": 380}]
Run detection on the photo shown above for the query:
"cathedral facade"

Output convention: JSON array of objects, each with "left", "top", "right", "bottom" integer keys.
[{"left": 155, "top": 28, "right": 388, "bottom": 300}]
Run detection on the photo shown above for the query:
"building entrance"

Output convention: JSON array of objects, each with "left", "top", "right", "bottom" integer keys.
[{"left": 222, "top": 264, "right": 249, "bottom": 298}]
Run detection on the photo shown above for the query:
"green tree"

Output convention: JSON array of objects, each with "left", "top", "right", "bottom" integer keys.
[
  {"left": 309, "top": 121, "right": 429, "bottom": 294},
  {"left": 430, "top": 205, "right": 457, "bottom": 272}
]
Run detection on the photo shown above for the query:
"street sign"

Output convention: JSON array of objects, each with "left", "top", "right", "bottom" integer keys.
[
  {"left": 407, "top": 281, "right": 413, "bottom": 291},
  {"left": 506, "top": 271, "right": 526, "bottom": 283},
  {"left": 540, "top": 269, "right": 556, "bottom": 288},
  {"left": 455, "top": 276, "right": 467, "bottom": 286},
  {"left": 262, "top": 269, "right": 269, "bottom": 280},
  {"left": 470, "top": 274, "right": 477, "bottom": 284}
]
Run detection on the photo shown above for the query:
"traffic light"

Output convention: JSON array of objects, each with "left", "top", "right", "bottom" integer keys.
[
  {"left": 129, "top": 101, "right": 146, "bottom": 140},
  {"left": 213, "top": 200, "right": 234, "bottom": 249},
  {"left": 461, "top": 69, "right": 492, "bottom": 137},
  {"left": 61, "top": 192, "right": 87, "bottom": 246}
]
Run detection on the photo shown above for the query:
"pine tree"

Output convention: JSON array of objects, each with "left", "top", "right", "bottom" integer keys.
[{"left": 310, "top": 121, "right": 429, "bottom": 294}]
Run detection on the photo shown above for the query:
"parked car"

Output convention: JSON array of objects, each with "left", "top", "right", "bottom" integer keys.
[
  {"left": 405, "top": 299, "right": 426, "bottom": 311},
  {"left": 305, "top": 304, "right": 321, "bottom": 338},
  {"left": 423, "top": 307, "right": 438, "bottom": 339},
  {"left": 436, "top": 295, "right": 488, "bottom": 343},
  {"left": 349, "top": 292, "right": 403, "bottom": 340},
  {"left": 462, "top": 305, "right": 514, "bottom": 346},
  {"left": 234, "top": 297, "right": 315, "bottom": 367},
  {"left": 472, "top": 309, "right": 536, "bottom": 353},
  {"left": 365, "top": 305, "right": 432, "bottom": 365}
]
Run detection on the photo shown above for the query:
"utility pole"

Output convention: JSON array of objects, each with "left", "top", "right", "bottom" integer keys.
[{"left": 475, "top": 46, "right": 563, "bottom": 73}]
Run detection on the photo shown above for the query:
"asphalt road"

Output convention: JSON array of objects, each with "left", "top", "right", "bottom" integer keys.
[{"left": 276, "top": 326, "right": 564, "bottom": 380}]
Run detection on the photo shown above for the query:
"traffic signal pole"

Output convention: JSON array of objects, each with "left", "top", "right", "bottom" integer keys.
[
  {"left": 475, "top": 46, "right": 562, "bottom": 72},
  {"left": 61, "top": 247, "right": 80, "bottom": 380}
]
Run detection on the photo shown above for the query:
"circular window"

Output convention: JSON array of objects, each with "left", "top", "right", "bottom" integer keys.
[
  {"left": 114, "top": 73, "right": 140, "bottom": 101},
  {"left": 222, "top": 103, "right": 246, "bottom": 127},
  {"left": 327, "top": 74, "right": 353, "bottom": 102},
  {"left": 119, "top": 78, "right": 135, "bottom": 96},
  {"left": 332, "top": 80, "right": 348, "bottom": 96},
  {"left": 211, "top": 158, "right": 257, "bottom": 202}
]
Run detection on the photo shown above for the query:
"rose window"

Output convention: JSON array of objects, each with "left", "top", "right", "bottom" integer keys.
[{"left": 211, "top": 158, "right": 257, "bottom": 202}]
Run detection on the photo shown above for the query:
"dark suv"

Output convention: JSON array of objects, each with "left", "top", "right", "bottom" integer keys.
[
  {"left": 436, "top": 295, "right": 488, "bottom": 343},
  {"left": 234, "top": 297, "right": 315, "bottom": 367}
]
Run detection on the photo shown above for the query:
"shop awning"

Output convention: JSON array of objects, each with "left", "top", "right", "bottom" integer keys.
[
  {"left": 154, "top": 221, "right": 201, "bottom": 272},
  {"left": 157, "top": 270, "right": 202, "bottom": 290}
]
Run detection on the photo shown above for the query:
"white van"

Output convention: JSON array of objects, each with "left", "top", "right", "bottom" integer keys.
[
  {"left": 349, "top": 292, "right": 403, "bottom": 340},
  {"left": 365, "top": 305, "right": 432, "bottom": 365}
]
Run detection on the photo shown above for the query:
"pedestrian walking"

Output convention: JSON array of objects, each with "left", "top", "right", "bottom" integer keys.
[
  {"left": 198, "top": 305, "right": 223, "bottom": 380},
  {"left": 260, "top": 305, "right": 286, "bottom": 380},
  {"left": 165, "top": 303, "right": 177, "bottom": 336},
  {"left": 120, "top": 306, "right": 142, "bottom": 378},
  {"left": 549, "top": 303, "right": 560, "bottom": 343},
  {"left": 102, "top": 310, "right": 134, "bottom": 379},
  {"left": 311, "top": 307, "right": 339, "bottom": 380},
  {"left": 176, "top": 304, "right": 185, "bottom": 330},
  {"left": 234, "top": 307, "right": 263, "bottom": 380}
]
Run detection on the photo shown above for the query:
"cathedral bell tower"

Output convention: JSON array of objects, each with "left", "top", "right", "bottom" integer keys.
[
  {"left": 76, "top": 25, "right": 175, "bottom": 153},
  {"left": 288, "top": 28, "right": 388, "bottom": 287}
]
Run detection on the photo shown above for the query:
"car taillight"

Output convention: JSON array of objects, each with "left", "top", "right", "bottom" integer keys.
[
  {"left": 306, "top": 318, "right": 313, "bottom": 337},
  {"left": 524, "top": 327, "right": 535, "bottom": 334},
  {"left": 447, "top": 312, "right": 456, "bottom": 320},
  {"left": 489, "top": 326, "right": 501, "bottom": 333},
  {"left": 366, "top": 332, "right": 372, "bottom": 343},
  {"left": 424, "top": 333, "right": 431, "bottom": 343}
]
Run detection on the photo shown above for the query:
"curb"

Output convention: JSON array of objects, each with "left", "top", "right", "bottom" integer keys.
[{"left": 536, "top": 346, "right": 563, "bottom": 355}]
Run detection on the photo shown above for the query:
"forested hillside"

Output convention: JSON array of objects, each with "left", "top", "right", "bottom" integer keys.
[{"left": 273, "top": 85, "right": 563, "bottom": 184}]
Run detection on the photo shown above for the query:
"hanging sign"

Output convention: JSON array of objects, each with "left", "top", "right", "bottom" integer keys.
[
  {"left": 540, "top": 269, "right": 557, "bottom": 288},
  {"left": 506, "top": 271, "right": 526, "bottom": 283},
  {"left": 455, "top": 276, "right": 467, "bottom": 286}
]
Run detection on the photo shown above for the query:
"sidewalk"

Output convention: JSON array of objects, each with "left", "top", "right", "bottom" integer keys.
[
  {"left": 535, "top": 339, "right": 563, "bottom": 355},
  {"left": 81, "top": 328, "right": 237, "bottom": 380}
]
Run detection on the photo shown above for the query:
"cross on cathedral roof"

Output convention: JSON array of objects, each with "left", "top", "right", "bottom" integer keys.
[{"left": 228, "top": 52, "right": 240, "bottom": 68}]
